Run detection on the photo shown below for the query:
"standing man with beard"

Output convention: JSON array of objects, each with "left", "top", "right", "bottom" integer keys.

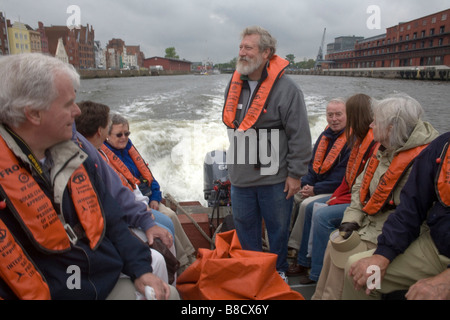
[{"left": 222, "top": 26, "right": 312, "bottom": 281}]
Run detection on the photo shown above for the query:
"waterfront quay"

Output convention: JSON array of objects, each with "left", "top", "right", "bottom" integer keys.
[
  {"left": 77, "top": 68, "right": 190, "bottom": 79},
  {"left": 287, "top": 65, "right": 450, "bottom": 81}
]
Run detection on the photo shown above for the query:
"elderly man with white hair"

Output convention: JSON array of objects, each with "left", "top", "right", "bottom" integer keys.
[
  {"left": 0, "top": 53, "right": 176, "bottom": 300},
  {"left": 222, "top": 26, "right": 312, "bottom": 280}
]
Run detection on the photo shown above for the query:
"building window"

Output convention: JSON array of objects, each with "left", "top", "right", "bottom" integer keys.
[
  {"left": 440, "top": 26, "right": 445, "bottom": 33},
  {"left": 421, "top": 30, "right": 426, "bottom": 37},
  {"left": 430, "top": 28, "right": 435, "bottom": 35},
  {"left": 442, "top": 13, "right": 447, "bottom": 21}
]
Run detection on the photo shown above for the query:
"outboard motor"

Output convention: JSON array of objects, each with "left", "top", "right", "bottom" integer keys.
[{"left": 203, "top": 150, "right": 230, "bottom": 207}]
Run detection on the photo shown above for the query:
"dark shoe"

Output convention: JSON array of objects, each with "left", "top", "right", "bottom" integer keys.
[
  {"left": 299, "top": 274, "right": 316, "bottom": 285},
  {"left": 287, "top": 248, "right": 297, "bottom": 259},
  {"left": 286, "top": 263, "right": 308, "bottom": 276}
]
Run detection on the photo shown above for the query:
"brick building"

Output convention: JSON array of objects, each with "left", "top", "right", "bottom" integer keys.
[
  {"left": 325, "top": 8, "right": 450, "bottom": 69},
  {"left": 125, "top": 45, "right": 145, "bottom": 68},
  {"left": 0, "top": 12, "right": 9, "bottom": 55},
  {"left": 37, "top": 22, "right": 49, "bottom": 54},
  {"left": 105, "top": 39, "right": 146, "bottom": 69},
  {"left": 45, "top": 24, "right": 95, "bottom": 69},
  {"left": 143, "top": 56, "right": 192, "bottom": 72},
  {"left": 76, "top": 24, "right": 95, "bottom": 69},
  {"left": 45, "top": 25, "right": 78, "bottom": 66},
  {"left": 106, "top": 38, "right": 125, "bottom": 69}
]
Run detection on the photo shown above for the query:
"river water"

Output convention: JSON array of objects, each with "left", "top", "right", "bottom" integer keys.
[{"left": 77, "top": 74, "right": 449, "bottom": 204}]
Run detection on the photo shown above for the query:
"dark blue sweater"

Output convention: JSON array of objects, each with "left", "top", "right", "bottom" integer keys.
[
  {"left": 375, "top": 132, "right": 450, "bottom": 262},
  {"left": 301, "top": 127, "right": 351, "bottom": 195}
]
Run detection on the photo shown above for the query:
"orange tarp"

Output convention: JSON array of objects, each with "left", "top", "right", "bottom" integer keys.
[{"left": 176, "top": 230, "right": 304, "bottom": 300}]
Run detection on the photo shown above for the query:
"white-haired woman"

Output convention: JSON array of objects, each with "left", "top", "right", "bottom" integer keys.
[{"left": 312, "top": 93, "right": 439, "bottom": 300}]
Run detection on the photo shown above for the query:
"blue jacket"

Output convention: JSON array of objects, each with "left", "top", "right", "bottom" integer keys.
[
  {"left": 75, "top": 132, "right": 156, "bottom": 232},
  {"left": 301, "top": 127, "right": 351, "bottom": 195},
  {"left": 0, "top": 133, "right": 152, "bottom": 299},
  {"left": 375, "top": 132, "right": 450, "bottom": 262},
  {"left": 104, "top": 140, "right": 162, "bottom": 203}
]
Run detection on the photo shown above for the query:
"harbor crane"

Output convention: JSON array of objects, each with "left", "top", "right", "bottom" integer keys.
[{"left": 314, "top": 28, "right": 327, "bottom": 70}]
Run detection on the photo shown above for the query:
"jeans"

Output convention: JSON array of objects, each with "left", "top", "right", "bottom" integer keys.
[
  {"left": 297, "top": 196, "right": 349, "bottom": 281},
  {"left": 231, "top": 182, "right": 293, "bottom": 272},
  {"left": 153, "top": 210, "right": 175, "bottom": 237}
]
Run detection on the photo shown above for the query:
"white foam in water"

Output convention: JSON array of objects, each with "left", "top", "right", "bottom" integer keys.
[{"left": 127, "top": 92, "right": 327, "bottom": 205}]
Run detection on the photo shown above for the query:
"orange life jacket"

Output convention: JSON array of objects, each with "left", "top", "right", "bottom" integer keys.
[
  {"left": 360, "top": 143, "right": 429, "bottom": 215},
  {"left": 222, "top": 55, "right": 290, "bottom": 131},
  {"left": 436, "top": 140, "right": 450, "bottom": 207},
  {"left": 0, "top": 219, "right": 51, "bottom": 300},
  {"left": 312, "top": 129, "right": 347, "bottom": 175},
  {"left": 102, "top": 144, "right": 154, "bottom": 187},
  {"left": 0, "top": 136, "right": 105, "bottom": 299},
  {"left": 100, "top": 145, "right": 139, "bottom": 190},
  {"left": 345, "top": 129, "right": 379, "bottom": 187}
]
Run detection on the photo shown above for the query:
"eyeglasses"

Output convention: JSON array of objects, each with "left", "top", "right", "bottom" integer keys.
[{"left": 115, "top": 131, "right": 131, "bottom": 138}]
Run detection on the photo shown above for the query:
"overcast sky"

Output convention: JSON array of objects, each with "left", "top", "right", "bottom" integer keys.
[{"left": 2, "top": 0, "right": 449, "bottom": 63}]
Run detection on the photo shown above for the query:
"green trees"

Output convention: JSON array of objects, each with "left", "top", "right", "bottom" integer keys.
[{"left": 165, "top": 47, "right": 179, "bottom": 59}]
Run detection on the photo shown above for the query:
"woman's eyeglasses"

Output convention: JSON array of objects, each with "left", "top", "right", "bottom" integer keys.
[{"left": 115, "top": 131, "right": 131, "bottom": 138}]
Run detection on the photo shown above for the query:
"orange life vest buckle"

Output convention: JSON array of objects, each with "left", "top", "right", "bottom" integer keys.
[{"left": 64, "top": 223, "right": 78, "bottom": 245}]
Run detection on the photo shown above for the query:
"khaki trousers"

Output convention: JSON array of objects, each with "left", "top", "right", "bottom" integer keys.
[
  {"left": 312, "top": 240, "right": 375, "bottom": 300},
  {"left": 107, "top": 278, "right": 180, "bottom": 300},
  {"left": 342, "top": 230, "right": 450, "bottom": 300},
  {"left": 288, "top": 193, "right": 331, "bottom": 250}
]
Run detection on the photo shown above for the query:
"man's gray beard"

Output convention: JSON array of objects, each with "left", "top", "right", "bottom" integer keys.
[{"left": 236, "top": 55, "right": 263, "bottom": 75}]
